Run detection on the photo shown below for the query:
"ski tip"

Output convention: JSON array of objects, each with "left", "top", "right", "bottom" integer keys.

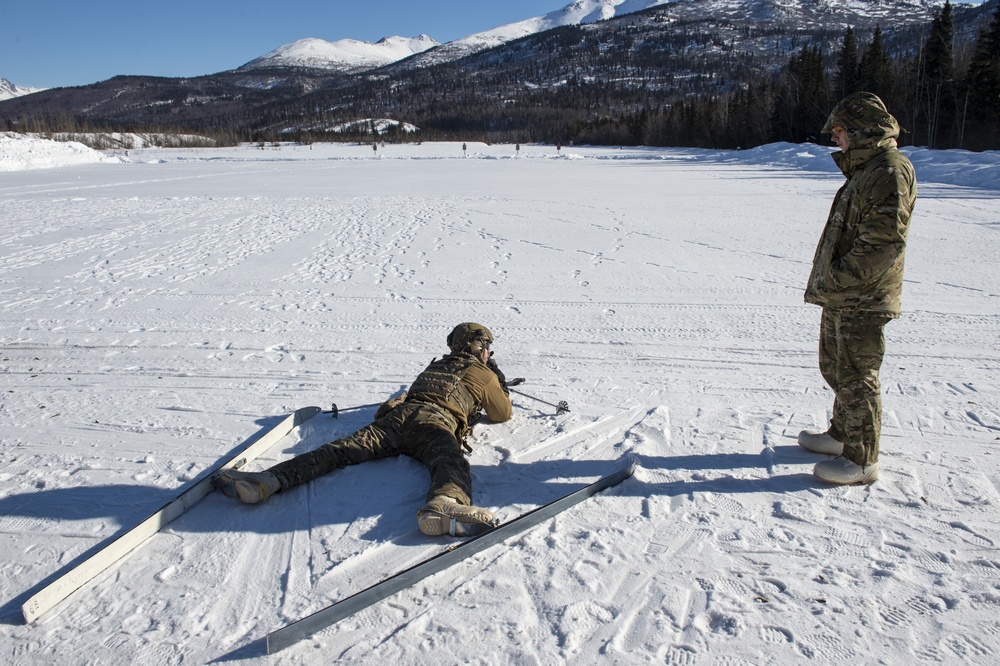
[
  {"left": 293, "top": 406, "right": 322, "bottom": 425},
  {"left": 22, "top": 599, "right": 41, "bottom": 624},
  {"left": 626, "top": 461, "right": 639, "bottom": 477}
]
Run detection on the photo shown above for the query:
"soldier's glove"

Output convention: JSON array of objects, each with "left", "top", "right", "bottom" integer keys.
[{"left": 486, "top": 355, "right": 509, "bottom": 394}]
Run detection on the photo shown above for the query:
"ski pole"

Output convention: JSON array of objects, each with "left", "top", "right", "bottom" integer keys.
[
  {"left": 329, "top": 402, "right": 383, "bottom": 419},
  {"left": 507, "top": 381, "right": 570, "bottom": 415}
]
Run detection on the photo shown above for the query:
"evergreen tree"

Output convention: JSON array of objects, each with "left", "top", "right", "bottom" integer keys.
[
  {"left": 772, "top": 45, "right": 830, "bottom": 143},
  {"left": 964, "top": 1, "right": 1000, "bottom": 149},
  {"left": 919, "top": 0, "right": 957, "bottom": 148},
  {"left": 858, "top": 26, "right": 894, "bottom": 100},
  {"left": 723, "top": 83, "right": 774, "bottom": 149},
  {"left": 834, "top": 27, "right": 861, "bottom": 99}
]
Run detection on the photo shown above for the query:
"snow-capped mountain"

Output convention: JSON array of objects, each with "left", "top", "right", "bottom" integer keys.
[
  {"left": 457, "top": 0, "right": 671, "bottom": 48},
  {"left": 0, "top": 78, "right": 46, "bottom": 101},
  {"left": 239, "top": 35, "right": 439, "bottom": 74},
  {"left": 1, "top": 0, "right": 979, "bottom": 137},
  {"left": 238, "top": 1, "right": 671, "bottom": 74},
  {"left": 450, "top": 0, "right": 673, "bottom": 51},
  {"left": 415, "top": 0, "right": 671, "bottom": 65},
  {"left": 236, "top": 0, "right": 941, "bottom": 76}
]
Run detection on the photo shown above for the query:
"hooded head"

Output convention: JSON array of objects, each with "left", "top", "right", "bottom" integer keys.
[
  {"left": 447, "top": 322, "right": 493, "bottom": 355},
  {"left": 821, "top": 91, "right": 900, "bottom": 147}
]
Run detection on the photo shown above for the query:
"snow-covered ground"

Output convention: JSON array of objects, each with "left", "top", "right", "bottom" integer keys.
[
  {"left": 1, "top": 136, "right": 999, "bottom": 664},
  {"left": 0, "top": 133, "right": 124, "bottom": 171}
]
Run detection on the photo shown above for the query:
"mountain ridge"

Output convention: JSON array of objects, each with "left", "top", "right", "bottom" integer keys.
[
  {"left": 0, "top": 78, "right": 47, "bottom": 102},
  {"left": 232, "top": 1, "right": 674, "bottom": 75},
  {"left": 408, "top": 0, "right": 673, "bottom": 68},
  {"left": 238, "top": 35, "right": 440, "bottom": 74},
  {"left": 1, "top": 0, "right": 990, "bottom": 148}
]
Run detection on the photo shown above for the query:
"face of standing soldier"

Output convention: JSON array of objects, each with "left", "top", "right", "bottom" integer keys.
[{"left": 831, "top": 125, "right": 851, "bottom": 152}]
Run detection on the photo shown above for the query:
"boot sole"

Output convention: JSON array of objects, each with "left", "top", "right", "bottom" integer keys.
[
  {"left": 418, "top": 510, "right": 498, "bottom": 537},
  {"left": 234, "top": 480, "right": 269, "bottom": 504},
  {"left": 814, "top": 464, "right": 879, "bottom": 485}
]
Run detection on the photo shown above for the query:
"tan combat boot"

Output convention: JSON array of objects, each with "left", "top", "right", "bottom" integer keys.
[
  {"left": 814, "top": 456, "right": 879, "bottom": 485},
  {"left": 797, "top": 429, "right": 844, "bottom": 455},
  {"left": 417, "top": 496, "right": 499, "bottom": 536},
  {"left": 214, "top": 470, "right": 281, "bottom": 504}
]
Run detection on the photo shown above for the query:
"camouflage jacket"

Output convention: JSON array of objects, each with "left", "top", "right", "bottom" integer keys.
[
  {"left": 805, "top": 97, "right": 917, "bottom": 317},
  {"left": 388, "top": 352, "right": 512, "bottom": 433}
]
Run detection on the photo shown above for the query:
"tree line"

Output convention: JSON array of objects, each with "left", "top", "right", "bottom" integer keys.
[
  {"left": 637, "top": 1, "right": 1000, "bottom": 150},
  {"left": 4, "top": 2, "right": 997, "bottom": 151},
  {"left": 277, "top": 1, "right": 998, "bottom": 151}
]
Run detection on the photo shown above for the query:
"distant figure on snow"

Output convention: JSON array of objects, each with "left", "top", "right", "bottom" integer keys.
[
  {"left": 798, "top": 92, "right": 917, "bottom": 485},
  {"left": 215, "top": 323, "right": 513, "bottom": 536}
]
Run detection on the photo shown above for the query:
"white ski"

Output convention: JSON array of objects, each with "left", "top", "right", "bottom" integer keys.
[
  {"left": 266, "top": 462, "right": 636, "bottom": 653},
  {"left": 22, "top": 405, "right": 322, "bottom": 623}
]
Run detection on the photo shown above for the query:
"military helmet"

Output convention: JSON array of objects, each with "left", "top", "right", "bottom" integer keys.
[{"left": 447, "top": 322, "right": 494, "bottom": 354}]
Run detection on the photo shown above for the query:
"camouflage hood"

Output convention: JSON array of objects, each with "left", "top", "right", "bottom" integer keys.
[
  {"left": 821, "top": 91, "right": 899, "bottom": 140},
  {"left": 822, "top": 92, "right": 901, "bottom": 174}
]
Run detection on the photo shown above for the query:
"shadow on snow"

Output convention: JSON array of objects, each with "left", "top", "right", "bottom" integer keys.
[{"left": 1, "top": 412, "right": 821, "bottom": 627}]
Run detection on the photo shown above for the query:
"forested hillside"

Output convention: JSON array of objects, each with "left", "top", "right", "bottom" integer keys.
[{"left": 2, "top": 0, "right": 997, "bottom": 150}]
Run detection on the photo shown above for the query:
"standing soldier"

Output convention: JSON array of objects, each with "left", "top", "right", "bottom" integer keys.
[
  {"left": 798, "top": 92, "right": 917, "bottom": 485},
  {"left": 216, "top": 323, "right": 513, "bottom": 535}
]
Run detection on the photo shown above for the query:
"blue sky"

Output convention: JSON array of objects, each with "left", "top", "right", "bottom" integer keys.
[{"left": 1, "top": 1, "right": 563, "bottom": 89}]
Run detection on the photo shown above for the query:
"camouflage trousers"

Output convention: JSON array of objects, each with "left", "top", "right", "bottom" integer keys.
[
  {"left": 818, "top": 309, "right": 892, "bottom": 466},
  {"left": 268, "top": 402, "right": 473, "bottom": 505}
]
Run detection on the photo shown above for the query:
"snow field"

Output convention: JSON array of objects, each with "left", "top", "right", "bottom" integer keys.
[{"left": 1, "top": 139, "right": 999, "bottom": 664}]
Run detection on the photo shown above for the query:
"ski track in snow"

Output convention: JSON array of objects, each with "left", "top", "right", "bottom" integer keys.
[{"left": 1, "top": 141, "right": 999, "bottom": 664}]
